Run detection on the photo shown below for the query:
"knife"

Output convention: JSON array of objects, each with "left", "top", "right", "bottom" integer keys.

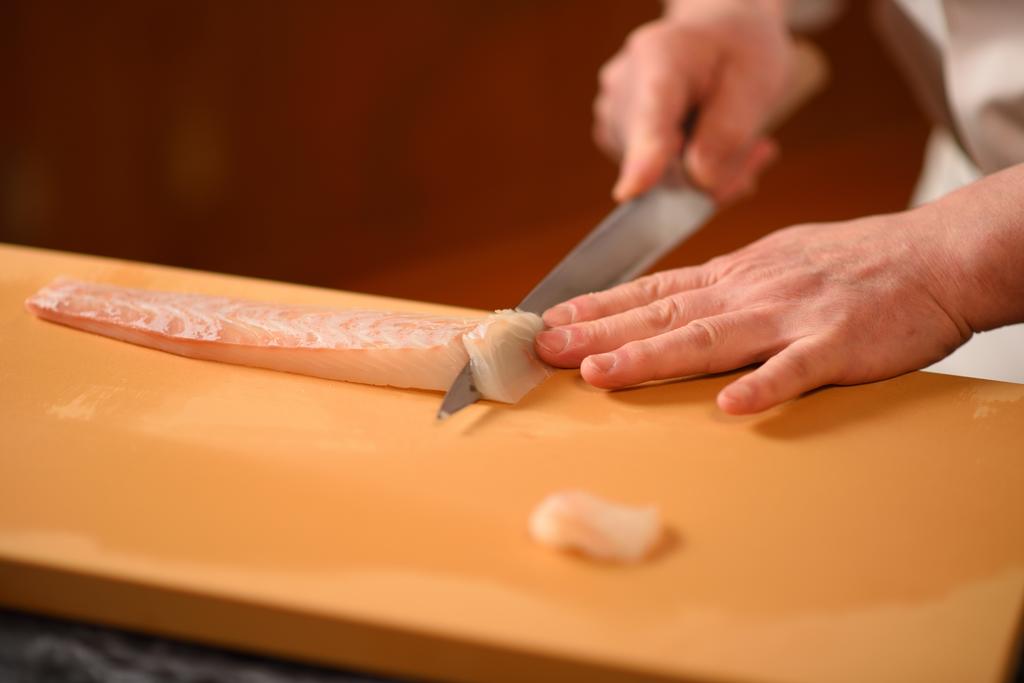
[{"left": 438, "top": 41, "right": 828, "bottom": 420}]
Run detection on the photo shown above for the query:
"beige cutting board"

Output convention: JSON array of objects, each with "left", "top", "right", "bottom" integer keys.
[{"left": 1, "top": 243, "right": 1023, "bottom": 683}]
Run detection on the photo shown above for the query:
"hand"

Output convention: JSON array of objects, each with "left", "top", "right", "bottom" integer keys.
[
  {"left": 535, "top": 208, "right": 975, "bottom": 414},
  {"left": 596, "top": 0, "right": 792, "bottom": 203}
]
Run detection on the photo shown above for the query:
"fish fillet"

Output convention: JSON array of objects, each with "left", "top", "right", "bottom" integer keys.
[
  {"left": 25, "top": 277, "right": 551, "bottom": 403},
  {"left": 529, "top": 490, "right": 663, "bottom": 563}
]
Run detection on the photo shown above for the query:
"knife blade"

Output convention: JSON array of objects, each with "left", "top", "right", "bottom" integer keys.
[{"left": 437, "top": 174, "right": 715, "bottom": 420}]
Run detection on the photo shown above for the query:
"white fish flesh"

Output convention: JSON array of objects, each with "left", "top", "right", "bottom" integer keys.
[
  {"left": 529, "top": 490, "right": 663, "bottom": 563},
  {"left": 25, "top": 277, "right": 551, "bottom": 403}
]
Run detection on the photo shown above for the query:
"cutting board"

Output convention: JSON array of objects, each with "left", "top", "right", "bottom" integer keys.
[{"left": 2, "top": 243, "right": 1023, "bottom": 683}]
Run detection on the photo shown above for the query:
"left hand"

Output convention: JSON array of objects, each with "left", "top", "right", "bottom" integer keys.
[{"left": 534, "top": 207, "right": 973, "bottom": 414}]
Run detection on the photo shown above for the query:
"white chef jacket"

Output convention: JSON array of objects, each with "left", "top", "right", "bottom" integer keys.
[{"left": 797, "top": 0, "right": 1024, "bottom": 383}]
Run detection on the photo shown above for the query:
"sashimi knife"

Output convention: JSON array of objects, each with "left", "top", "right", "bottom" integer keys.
[{"left": 438, "top": 41, "right": 828, "bottom": 420}]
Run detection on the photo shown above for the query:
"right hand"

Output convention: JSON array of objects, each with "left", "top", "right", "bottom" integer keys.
[{"left": 596, "top": 0, "right": 794, "bottom": 203}]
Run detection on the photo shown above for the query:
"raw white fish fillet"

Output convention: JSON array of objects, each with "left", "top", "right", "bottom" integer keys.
[
  {"left": 529, "top": 490, "right": 663, "bottom": 563},
  {"left": 25, "top": 277, "right": 551, "bottom": 403}
]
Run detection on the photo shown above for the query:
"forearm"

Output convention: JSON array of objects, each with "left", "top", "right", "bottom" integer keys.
[{"left": 924, "top": 163, "right": 1024, "bottom": 332}]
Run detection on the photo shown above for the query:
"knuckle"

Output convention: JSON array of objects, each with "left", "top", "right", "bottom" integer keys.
[
  {"left": 568, "top": 295, "right": 596, "bottom": 320},
  {"left": 597, "top": 59, "right": 621, "bottom": 89},
  {"left": 646, "top": 296, "right": 685, "bottom": 332},
  {"left": 685, "top": 317, "right": 721, "bottom": 351},
  {"left": 579, "top": 290, "right": 630, "bottom": 322},
  {"left": 626, "top": 22, "right": 662, "bottom": 50},
  {"left": 704, "top": 254, "right": 730, "bottom": 273},
  {"left": 638, "top": 75, "right": 675, "bottom": 104},
  {"left": 569, "top": 321, "right": 599, "bottom": 347},
  {"left": 688, "top": 264, "right": 716, "bottom": 289},
  {"left": 592, "top": 122, "right": 613, "bottom": 154},
  {"left": 635, "top": 273, "right": 667, "bottom": 301},
  {"left": 710, "top": 250, "right": 766, "bottom": 282},
  {"left": 620, "top": 339, "right": 655, "bottom": 368},
  {"left": 638, "top": 62, "right": 673, "bottom": 88}
]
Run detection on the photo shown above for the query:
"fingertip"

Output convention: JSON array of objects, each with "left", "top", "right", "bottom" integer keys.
[
  {"left": 581, "top": 353, "right": 622, "bottom": 389},
  {"left": 542, "top": 304, "right": 575, "bottom": 328},
  {"left": 613, "top": 156, "right": 649, "bottom": 202},
  {"left": 617, "top": 132, "right": 679, "bottom": 201},
  {"left": 717, "top": 381, "right": 756, "bottom": 415},
  {"left": 615, "top": 176, "right": 661, "bottom": 202},
  {"left": 612, "top": 176, "right": 636, "bottom": 202}
]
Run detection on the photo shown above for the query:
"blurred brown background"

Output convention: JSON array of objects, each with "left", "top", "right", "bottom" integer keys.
[{"left": 0, "top": 1, "right": 928, "bottom": 309}]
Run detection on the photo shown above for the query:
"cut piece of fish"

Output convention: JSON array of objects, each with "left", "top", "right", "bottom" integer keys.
[
  {"left": 25, "top": 277, "right": 551, "bottom": 403},
  {"left": 463, "top": 311, "right": 550, "bottom": 404},
  {"left": 529, "top": 490, "right": 663, "bottom": 563}
]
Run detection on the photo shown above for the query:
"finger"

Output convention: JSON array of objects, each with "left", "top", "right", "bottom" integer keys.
[
  {"left": 580, "top": 309, "right": 781, "bottom": 389},
  {"left": 685, "top": 65, "right": 772, "bottom": 193},
  {"left": 612, "top": 68, "right": 688, "bottom": 201},
  {"left": 592, "top": 94, "right": 621, "bottom": 159},
  {"left": 536, "top": 289, "right": 723, "bottom": 367},
  {"left": 597, "top": 53, "right": 626, "bottom": 99},
  {"left": 594, "top": 56, "right": 628, "bottom": 160},
  {"left": 716, "top": 337, "right": 836, "bottom": 414},
  {"left": 710, "top": 137, "right": 779, "bottom": 204},
  {"left": 613, "top": 128, "right": 682, "bottom": 202},
  {"left": 593, "top": 56, "right": 630, "bottom": 161},
  {"left": 542, "top": 267, "right": 709, "bottom": 327}
]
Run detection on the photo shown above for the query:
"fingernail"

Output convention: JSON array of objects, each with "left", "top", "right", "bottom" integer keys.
[
  {"left": 587, "top": 353, "right": 617, "bottom": 373},
  {"left": 543, "top": 304, "right": 575, "bottom": 327},
  {"left": 536, "top": 329, "right": 570, "bottom": 355}
]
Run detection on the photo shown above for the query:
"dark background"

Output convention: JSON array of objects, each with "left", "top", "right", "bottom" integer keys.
[{"left": 1, "top": 1, "right": 928, "bottom": 309}]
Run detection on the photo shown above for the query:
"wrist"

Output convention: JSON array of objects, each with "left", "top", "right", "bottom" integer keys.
[{"left": 917, "top": 165, "right": 1024, "bottom": 333}]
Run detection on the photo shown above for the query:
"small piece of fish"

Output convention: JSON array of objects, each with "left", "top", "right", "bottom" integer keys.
[
  {"left": 529, "top": 490, "right": 663, "bottom": 563},
  {"left": 25, "top": 278, "right": 551, "bottom": 403}
]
